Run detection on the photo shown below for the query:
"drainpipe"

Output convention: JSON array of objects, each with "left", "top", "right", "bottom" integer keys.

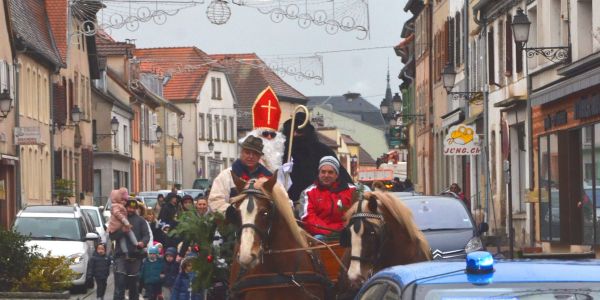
[
  {"left": 49, "top": 73, "right": 55, "bottom": 205},
  {"left": 427, "top": 0, "right": 433, "bottom": 194},
  {"left": 13, "top": 59, "right": 20, "bottom": 209}
]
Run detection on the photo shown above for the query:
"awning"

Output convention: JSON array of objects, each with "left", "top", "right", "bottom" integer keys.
[
  {"left": 493, "top": 96, "right": 527, "bottom": 110},
  {"left": 463, "top": 112, "right": 483, "bottom": 125},
  {"left": 531, "top": 63, "right": 600, "bottom": 106}
]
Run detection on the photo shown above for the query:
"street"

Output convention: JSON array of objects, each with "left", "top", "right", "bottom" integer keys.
[{"left": 69, "top": 272, "right": 117, "bottom": 300}]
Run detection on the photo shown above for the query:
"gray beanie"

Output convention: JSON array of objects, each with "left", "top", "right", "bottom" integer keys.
[{"left": 319, "top": 156, "right": 340, "bottom": 174}]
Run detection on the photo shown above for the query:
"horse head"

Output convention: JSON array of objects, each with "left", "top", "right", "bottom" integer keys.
[
  {"left": 341, "top": 193, "right": 386, "bottom": 284},
  {"left": 226, "top": 171, "right": 278, "bottom": 270}
]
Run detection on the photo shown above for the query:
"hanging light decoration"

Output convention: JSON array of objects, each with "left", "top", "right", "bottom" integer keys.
[{"left": 206, "top": 0, "right": 231, "bottom": 25}]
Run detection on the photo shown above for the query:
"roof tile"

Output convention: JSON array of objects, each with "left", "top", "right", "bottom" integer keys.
[
  {"left": 44, "top": 0, "right": 67, "bottom": 62},
  {"left": 134, "top": 47, "right": 216, "bottom": 101}
]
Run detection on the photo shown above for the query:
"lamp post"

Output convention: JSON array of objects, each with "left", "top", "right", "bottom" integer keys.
[
  {"left": 0, "top": 89, "right": 12, "bottom": 118},
  {"left": 95, "top": 116, "right": 120, "bottom": 140},
  {"left": 171, "top": 132, "right": 184, "bottom": 156},
  {"left": 442, "top": 64, "right": 482, "bottom": 101},
  {"left": 511, "top": 8, "right": 570, "bottom": 64}
]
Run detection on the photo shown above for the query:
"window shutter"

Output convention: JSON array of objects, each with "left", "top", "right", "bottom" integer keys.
[
  {"left": 54, "top": 150, "right": 62, "bottom": 179},
  {"left": 448, "top": 18, "right": 455, "bottom": 67},
  {"left": 488, "top": 28, "right": 495, "bottom": 84},
  {"left": 505, "top": 16, "right": 513, "bottom": 76},
  {"left": 455, "top": 12, "right": 461, "bottom": 65},
  {"left": 53, "top": 81, "right": 67, "bottom": 126}
]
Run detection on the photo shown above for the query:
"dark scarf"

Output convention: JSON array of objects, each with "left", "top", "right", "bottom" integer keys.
[{"left": 231, "top": 159, "right": 272, "bottom": 181}]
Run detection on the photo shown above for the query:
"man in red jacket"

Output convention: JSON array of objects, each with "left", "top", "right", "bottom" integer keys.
[{"left": 300, "top": 156, "right": 356, "bottom": 238}]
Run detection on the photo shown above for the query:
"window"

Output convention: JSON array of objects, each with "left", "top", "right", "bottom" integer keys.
[
  {"left": 124, "top": 125, "right": 129, "bottom": 154},
  {"left": 208, "top": 114, "right": 213, "bottom": 140},
  {"left": 229, "top": 117, "right": 234, "bottom": 142},
  {"left": 577, "top": 0, "right": 593, "bottom": 59},
  {"left": 223, "top": 115, "right": 228, "bottom": 141},
  {"left": 505, "top": 14, "right": 513, "bottom": 76},
  {"left": 199, "top": 113, "right": 205, "bottom": 140},
  {"left": 488, "top": 27, "right": 495, "bottom": 85},
  {"left": 114, "top": 170, "right": 120, "bottom": 189},
  {"left": 92, "top": 120, "right": 97, "bottom": 145},
  {"left": 211, "top": 77, "right": 222, "bottom": 99},
  {"left": 215, "top": 116, "right": 221, "bottom": 141}
]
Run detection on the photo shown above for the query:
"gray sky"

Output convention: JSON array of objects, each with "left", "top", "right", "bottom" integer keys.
[{"left": 108, "top": 1, "right": 410, "bottom": 106}]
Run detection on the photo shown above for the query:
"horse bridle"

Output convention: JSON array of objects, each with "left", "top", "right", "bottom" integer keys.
[
  {"left": 341, "top": 198, "right": 386, "bottom": 264},
  {"left": 230, "top": 180, "right": 277, "bottom": 256}
]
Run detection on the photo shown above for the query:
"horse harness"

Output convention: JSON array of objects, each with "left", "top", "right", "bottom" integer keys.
[
  {"left": 229, "top": 180, "right": 333, "bottom": 299},
  {"left": 340, "top": 197, "right": 387, "bottom": 264}
]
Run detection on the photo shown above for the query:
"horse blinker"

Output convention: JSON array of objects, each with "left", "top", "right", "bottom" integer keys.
[
  {"left": 340, "top": 227, "right": 351, "bottom": 248},
  {"left": 226, "top": 205, "right": 240, "bottom": 225}
]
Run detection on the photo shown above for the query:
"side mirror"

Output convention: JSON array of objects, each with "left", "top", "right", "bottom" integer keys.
[
  {"left": 86, "top": 232, "right": 99, "bottom": 241},
  {"left": 478, "top": 222, "right": 489, "bottom": 235},
  {"left": 98, "top": 206, "right": 104, "bottom": 212}
]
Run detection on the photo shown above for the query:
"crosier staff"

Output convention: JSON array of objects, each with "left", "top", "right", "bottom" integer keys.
[{"left": 286, "top": 105, "right": 310, "bottom": 163}]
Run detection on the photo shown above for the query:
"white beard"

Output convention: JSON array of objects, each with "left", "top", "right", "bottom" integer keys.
[{"left": 239, "top": 129, "right": 286, "bottom": 172}]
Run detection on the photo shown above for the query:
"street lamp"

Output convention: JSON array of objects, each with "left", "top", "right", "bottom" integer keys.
[
  {"left": 198, "top": 140, "right": 215, "bottom": 155},
  {"left": 380, "top": 100, "right": 389, "bottom": 115},
  {"left": 442, "top": 64, "right": 482, "bottom": 101},
  {"left": 177, "top": 132, "right": 184, "bottom": 145},
  {"left": 392, "top": 93, "right": 402, "bottom": 112},
  {"left": 510, "top": 8, "right": 570, "bottom": 63},
  {"left": 71, "top": 105, "right": 82, "bottom": 125},
  {"left": 110, "top": 116, "right": 119, "bottom": 133},
  {"left": 141, "top": 125, "right": 162, "bottom": 144},
  {"left": 0, "top": 89, "right": 12, "bottom": 118},
  {"left": 95, "top": 116, "right": 120, "bottom": 140}
]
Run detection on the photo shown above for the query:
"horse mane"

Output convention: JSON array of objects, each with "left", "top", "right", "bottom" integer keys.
[
  {"left": 255, "top": 178, "right": 308, "bottom": 248},
  {"left": 345, "top": 191, "right": 430, "bottom": 258}
]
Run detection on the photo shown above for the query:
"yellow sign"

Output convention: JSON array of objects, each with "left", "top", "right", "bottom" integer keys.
[{"left": 444, "top": 125, "right": 481, "bottom": 155}]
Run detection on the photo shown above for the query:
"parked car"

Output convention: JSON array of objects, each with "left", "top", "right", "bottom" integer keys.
[
  {"left": 192, "top": 178, "right": 211, "bottom": 191},
  {"left": 136, "top": 191, "right": 161, "bottom": 211},
  {"left": 182, "top": 189, "right": 205, "bottom": 200},
  {"left": 12, "top": 205, "right": 100, "bottom": 291},
  {"left": 356, "top": 251, "right": 600, "bottom": 299},
  {"left": 102, "top": 196, "right": 146, "bottom": 223},
  {"left": 80, "top": 205, "right": 107, "bottom": 243},
  {"left": 392, "top": 193, "right": 487, "bottom": 259}
]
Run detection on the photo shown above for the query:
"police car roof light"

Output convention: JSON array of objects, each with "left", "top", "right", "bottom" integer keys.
[{"left": 466, "top": 251, "right": 494, "bottom": 274}]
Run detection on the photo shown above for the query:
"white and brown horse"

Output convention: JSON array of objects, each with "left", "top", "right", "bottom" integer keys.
[
  {"left": 226, "top": 172, "right": 331, "bottom": 299},
  {"left": 337, "top": 191, "right": 431, "bottom": 298}
]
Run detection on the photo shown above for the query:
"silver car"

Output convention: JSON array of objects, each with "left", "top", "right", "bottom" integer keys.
[
  {"left": 81, "top": 205, "right": 108, "bottom": 244},
  {"left": 13, "top": 205, "right": 100, "bottom": 291}
]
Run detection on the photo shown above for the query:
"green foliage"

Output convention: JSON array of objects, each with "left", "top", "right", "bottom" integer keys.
[
  {"left": 54, "top": 179, "right": 75, "bottom": 205},
  {"left": 11, "top": 255, "right": 76, "bottom": 292},
  {"left": 0, "top": 228, "right": 41, "bottom": 291},
  {"left": 169, "top": 210, "right": 236, "bottom": 290}
]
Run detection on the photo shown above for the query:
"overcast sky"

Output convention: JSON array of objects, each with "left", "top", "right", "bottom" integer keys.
[{"left": 107, "top": 1, "right": 410, "bottom": 107}]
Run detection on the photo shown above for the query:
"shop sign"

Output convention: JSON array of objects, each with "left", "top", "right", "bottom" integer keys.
[
  {"left": 574, "top": 96, "right": 600, "bottom": 120},
  {"left": 14, "top": 127, "right": 41, "bottom": 145},
  {"left": 444, "top": 125, "right": 481, "bottom": 155},
  {"left": 544, "top": 110, "right": 567, "bottom": 130}
]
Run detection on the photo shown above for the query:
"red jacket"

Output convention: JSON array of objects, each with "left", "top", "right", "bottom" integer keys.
[{"left": 300, "top": 182, "right": 356, "bottom": 235}]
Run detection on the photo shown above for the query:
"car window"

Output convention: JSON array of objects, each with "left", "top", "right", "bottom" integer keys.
[
  {"left": 14, "top": 217, "right": 82, "bottom": 241},
  {"left": 360, "top": 281, "right": 400, "bottom": 300},
  {"left": 82, "top": 209, "right": 101, "bottom": 227},
  {"left": 145, "top": 197, "right": 158, "bottom": 208},
  {"left": 419, "top": 282, "right": 600, "bottom": 299},
  {"left": 404, "top": 198, "right": 473, "bottom": 230}
]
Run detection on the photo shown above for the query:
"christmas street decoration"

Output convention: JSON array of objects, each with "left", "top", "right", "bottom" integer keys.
[
  {"left": 206, "top": 0, "right": 232, "bottom": 25},
  {"left": 231, "top": 0, "right": 370, "bottom": 39}
]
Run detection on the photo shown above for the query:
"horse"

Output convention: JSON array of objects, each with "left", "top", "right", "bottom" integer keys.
[
  {"left": 225, "top": 172, "right": 331, "bottom": 300},
  {"left": 336, "top": 191, "right": 432, "bottom": 297}
]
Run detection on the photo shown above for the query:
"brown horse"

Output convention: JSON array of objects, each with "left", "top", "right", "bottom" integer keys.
[
  {"left": 337, "top": 191, "right": 431, "bottom": 297},
  {"left": 226, "top": 172, "right": 331, "bottom": 300}
]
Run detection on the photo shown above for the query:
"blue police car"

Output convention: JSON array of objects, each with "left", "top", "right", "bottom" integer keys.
[{"left": 355, "top": 251, "right": 600, "bottom": 299}]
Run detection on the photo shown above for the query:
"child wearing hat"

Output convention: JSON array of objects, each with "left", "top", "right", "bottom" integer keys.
[
  {"left": 106, "top": 188, "right": 139, "bottom": 256},
  {"left": 140, "top": 245, "right": 165, "bottom": 300},
  {"left": 86, "top": 243, "right": 112, "bottom": 300},
  {"left": 162, "top": 247, "right": 180, "bottom": 300}
]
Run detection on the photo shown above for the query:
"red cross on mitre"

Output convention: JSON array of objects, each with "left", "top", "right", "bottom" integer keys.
[{"left": 252, "top": 86, "right": 281, "bottom": 131}]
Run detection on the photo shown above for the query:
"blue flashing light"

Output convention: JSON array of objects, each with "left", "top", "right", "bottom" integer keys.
[{"left": 466, "top": 251, "right": 494, "bottom": 274}]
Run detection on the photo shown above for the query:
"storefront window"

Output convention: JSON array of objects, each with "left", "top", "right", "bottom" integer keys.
[
  {"left": 549, "top": 134, "right": 560, "bottom": 241},
  {"left": 595, "top": 123, "right": 600, "bottom": 244},
  {"left": 581, "top": 126, "right": 595, "bottom": 244},
  {"left": 539, "top": 135, "right": 549, "bottom": 241}
]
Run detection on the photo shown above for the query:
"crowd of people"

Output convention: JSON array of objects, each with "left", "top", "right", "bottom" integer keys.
[{"left": 93, "top": 185, "right": 212, "bottom": 300}]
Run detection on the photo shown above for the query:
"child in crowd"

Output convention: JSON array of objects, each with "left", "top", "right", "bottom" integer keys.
[
  {"left": 162, "top": 247, "right": 180, "bottom": 300},
  {"left": 86, "top": 244, "right": 112, "bottom": 300},
  {"left": 171, "top": 255, "right": 204, "bottom": 300},
  {"left": 106, "top": 188, "right": 139, "bottom": 256},
  {"left": 140, "top": 245, "right": 165, "bottom": 300}
]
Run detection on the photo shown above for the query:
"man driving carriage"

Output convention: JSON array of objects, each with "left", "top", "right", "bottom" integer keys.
[{"left": 299, "top": 156, "right": 356, "bottom": 239}]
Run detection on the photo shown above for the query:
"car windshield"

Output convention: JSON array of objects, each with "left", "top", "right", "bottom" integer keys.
[
  {"left": 418, "top": 282, "right": 600, "bottom": 299},
  {"left": 14, "top": 217, "right": 82, "bottom": 241},
  {"left": 404, "top": 197, "right": 473, "bottom": 230},
  {"left": 145, "top": 197, "right": 158, "bottom": 208},
  {"left": 82, "top": 209, "right": 101, "bottom": 227},
  {"left": 183, "top": 190, "right": 203, "bottom": 200}
]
